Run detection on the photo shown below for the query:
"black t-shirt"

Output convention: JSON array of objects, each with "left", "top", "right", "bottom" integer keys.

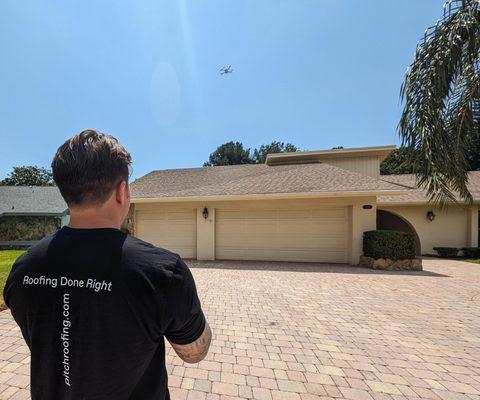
[{"left": 3, "top": 227, "right": 206, "bottom": 400}]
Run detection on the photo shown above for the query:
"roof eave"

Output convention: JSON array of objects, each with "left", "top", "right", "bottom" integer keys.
[
  {"left": 131, "top": 189, "right": 410, "bottom": 203},
  {"left": 378, "top": 199, "right": 480, "bottom": 206}
]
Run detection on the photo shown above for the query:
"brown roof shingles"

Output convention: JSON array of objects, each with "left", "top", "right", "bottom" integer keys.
[
  {"left": 131, "top": 163, "right": 407, "bottom": 199},
  {"left": 378, "top": 171, "right": 480, "bottom": 203}
]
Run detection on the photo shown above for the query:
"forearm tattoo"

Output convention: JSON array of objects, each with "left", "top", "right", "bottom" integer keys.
[{"left": 171, "top": 322, "right": 212, "bottom": 364}]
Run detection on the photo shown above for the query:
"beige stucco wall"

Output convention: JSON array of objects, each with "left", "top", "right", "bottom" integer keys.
[
  {"left": 378, "top": 204, "right": 478, "bottom": 254},
  {"left": 134, "top": 196, "right": 378, "bottom": 264},
  {"left": 196, "top": 207, "right": 215, "bottom": 260},
  {"left": 322, "top": 156, "right": 381, "bottom": 178}
]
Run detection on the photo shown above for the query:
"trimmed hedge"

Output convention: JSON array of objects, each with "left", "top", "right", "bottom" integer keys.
[
  {"left": 461, "top": 247, "right": 480, "bottom": 258},
  {"left": 363, "top": 230, "right": 416, "bottom": 260},
  {"left": 433, "top": 247, "right": 459, "bottom": 258},
  {"left": 0, "top": 243, "right": 34, "bottom": 250},
  {"left": 0, "top": 215, "right": 59, "bottom": 241}
]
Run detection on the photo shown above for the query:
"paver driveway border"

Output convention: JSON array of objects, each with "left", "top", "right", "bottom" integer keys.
[{"left": 1, "top": 258, "right": 480, "bottom": 400}]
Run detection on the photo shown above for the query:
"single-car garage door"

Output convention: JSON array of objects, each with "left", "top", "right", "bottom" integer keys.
[
  {"left": 136, "top": 208, "right": 197, "bottom": 259},
  {"left": 216, "top": 207, "right": 348, "bottom": 263}
]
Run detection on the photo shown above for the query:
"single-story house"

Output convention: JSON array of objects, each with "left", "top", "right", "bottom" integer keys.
[
  {"left": 130, "top": 145, "right": 479, "bottom": 264},
  {"left": 0, "top": 186, "right": 69, "bottom": 248}
]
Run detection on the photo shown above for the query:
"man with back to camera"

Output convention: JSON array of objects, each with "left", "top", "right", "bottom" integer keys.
[{"left": 4, "top": 129, "right": 212, "bottom": 399}]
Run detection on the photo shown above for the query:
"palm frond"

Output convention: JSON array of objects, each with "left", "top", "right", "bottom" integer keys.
[{"left": 399, "top": 0, "right": 480, "bottom": 208}]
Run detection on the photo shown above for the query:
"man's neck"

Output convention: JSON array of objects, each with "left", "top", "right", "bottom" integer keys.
[{"left": 68, "top": 209, "right": 121, "bottom": 230}]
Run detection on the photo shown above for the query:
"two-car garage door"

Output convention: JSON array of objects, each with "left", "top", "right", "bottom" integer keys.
[
  {"left": 215, "top": 207, "right": 348, "bottom": 263},
  {"left": 135, "top": 205, "right": 348, "bottom": 263}
]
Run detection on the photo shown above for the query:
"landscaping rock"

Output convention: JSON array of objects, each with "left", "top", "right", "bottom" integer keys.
[
  {"left": 373, "top": 258, "right": 388, "bottom": 268},
  {"left": 359, "top": 255, "right": 422, "bottom": 271}
]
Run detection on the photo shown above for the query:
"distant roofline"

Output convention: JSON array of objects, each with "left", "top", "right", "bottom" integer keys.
[
  {"left": 0, "top": 185, "right": 58, "bottom": 188},
  {"left": 0, "top": 211, "right": 68, "bottom": 217},
  {"left": 266, "top": 145, "right": 396, "bottom": 165},
  {"left": 0, "top": 185, "right": 68, "bottom": 217}
]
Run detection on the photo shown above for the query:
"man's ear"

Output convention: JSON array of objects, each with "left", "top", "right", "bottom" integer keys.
[{"left": 116, "top": 180, "right": 130, "bottom": 205}]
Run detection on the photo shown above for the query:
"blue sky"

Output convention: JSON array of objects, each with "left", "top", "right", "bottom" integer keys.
[{"left": 0, "top": 0, "right": 442, "bottom": 180}]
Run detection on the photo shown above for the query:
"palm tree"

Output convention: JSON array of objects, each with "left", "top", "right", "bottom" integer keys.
[{"left": 399, "top": 0, "right": 480, "bottom": 206}]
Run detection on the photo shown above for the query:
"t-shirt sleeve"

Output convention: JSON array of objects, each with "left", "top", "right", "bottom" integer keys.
[{"left": 164, "top": 258, "right": 206, "bottom": 345}]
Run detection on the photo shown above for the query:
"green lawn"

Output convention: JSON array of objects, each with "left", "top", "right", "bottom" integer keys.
[
  {"left": 0, "top": 250, "right": 25, "bottom": 310},
  {"left": 464, "top": 259, "right": 480, "bottom": 264}
]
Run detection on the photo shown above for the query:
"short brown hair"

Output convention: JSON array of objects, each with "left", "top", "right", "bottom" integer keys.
[{"left": 52, "top": 130, "right": 132, "bottom": 206}]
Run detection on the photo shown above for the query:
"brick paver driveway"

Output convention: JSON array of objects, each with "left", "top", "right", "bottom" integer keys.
[{"left": 1, "top": 259, "right": 480, "bottom": 400}]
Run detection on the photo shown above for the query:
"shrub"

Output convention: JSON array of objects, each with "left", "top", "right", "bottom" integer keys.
[
  {"left": 461, "top": 247, "right": 480, "bottom": 258},
  {"left": 363, "top": 230, "right": 416, "bottom": 260},
  {"left": 0, "top": 215, "right": 59, "bottom": 241},
  {"left": 433, "top": 247, "right": 459, "bottom": 258}
]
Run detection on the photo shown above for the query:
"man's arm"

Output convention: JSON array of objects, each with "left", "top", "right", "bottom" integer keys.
[
  {"left": 165, "top": 257, "right": 211, "bottom": 363},
  {"left": 168, "top": 321, "right": 212, "bottom": 364}
]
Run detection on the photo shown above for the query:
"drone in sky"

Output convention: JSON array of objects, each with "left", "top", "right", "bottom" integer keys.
[{"left": 219, "top": 65, "right": 233, "bottom": 75}]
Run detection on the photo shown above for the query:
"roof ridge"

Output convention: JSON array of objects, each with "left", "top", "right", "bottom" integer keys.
[
  {"left": 315, "top": 163, "right": 415, "bottom": 190},
  {"left": 148, "top": 164, "right": 262, "bottom": 173},
  {"left": 379, "top": 176, "right": 417, "bottom": 190}
]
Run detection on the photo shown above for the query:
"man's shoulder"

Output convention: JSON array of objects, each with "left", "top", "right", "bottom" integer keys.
[
  {"left": 121, "top": 235, "right": 182, "bottom": 275},
  {"left": 12, "top": 233, "right": 57, "bottom": 269}
]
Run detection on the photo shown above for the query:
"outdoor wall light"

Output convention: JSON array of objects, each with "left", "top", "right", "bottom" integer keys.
[
  {"left": 362, "top": 205, "right": 373, "bottom": 210},
  {"left": 202, "top": 207, "right": 209, "bottom": 220},
  {"left": 427, "top": 211, "right": 436, "bottom": 221}
]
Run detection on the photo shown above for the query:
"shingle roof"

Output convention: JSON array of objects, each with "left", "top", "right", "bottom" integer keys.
[
  {"left": 0, "top": 186, "right": 68, "bottom": 216},
  {"left": 378, "top": 172, "right": 480, "bottom": 203},
  {"left": 131, "top": 163, "right": 408, "bottom": 200}
]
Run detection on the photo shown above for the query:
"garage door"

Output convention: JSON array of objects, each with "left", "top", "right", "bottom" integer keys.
[
  {"left": 216, "top": 207, "right": 348, "bottom": 263},
  {"left": 136, "top": 208, "right": 197, "bottom": 259}
]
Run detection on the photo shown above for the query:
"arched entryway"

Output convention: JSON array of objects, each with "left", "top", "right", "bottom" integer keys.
[{"left": 377, "top": 209, "right": 421, "bottom": 256}]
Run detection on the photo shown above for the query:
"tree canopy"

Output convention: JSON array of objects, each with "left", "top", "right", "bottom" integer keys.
[
  {"left": 399, "top": 0, "right": 480, "bottom": 205},
  {"left": 204, "top": 141, "right": 300, "bottom": 166},
  {"left": 381, "top": 142, "right": 480, "bottom": 176},
  {"left": 380, "top": 148, "right": 418, "bottom": 175},
  {"left": 203, "top": 142, "right": 252, "bottom": 167},
  {"left": 251, "top": 142, "right": 299, "bottom": 164},
  {"left": 0, "top": 166, "right": 54, "bottom": 186}
]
